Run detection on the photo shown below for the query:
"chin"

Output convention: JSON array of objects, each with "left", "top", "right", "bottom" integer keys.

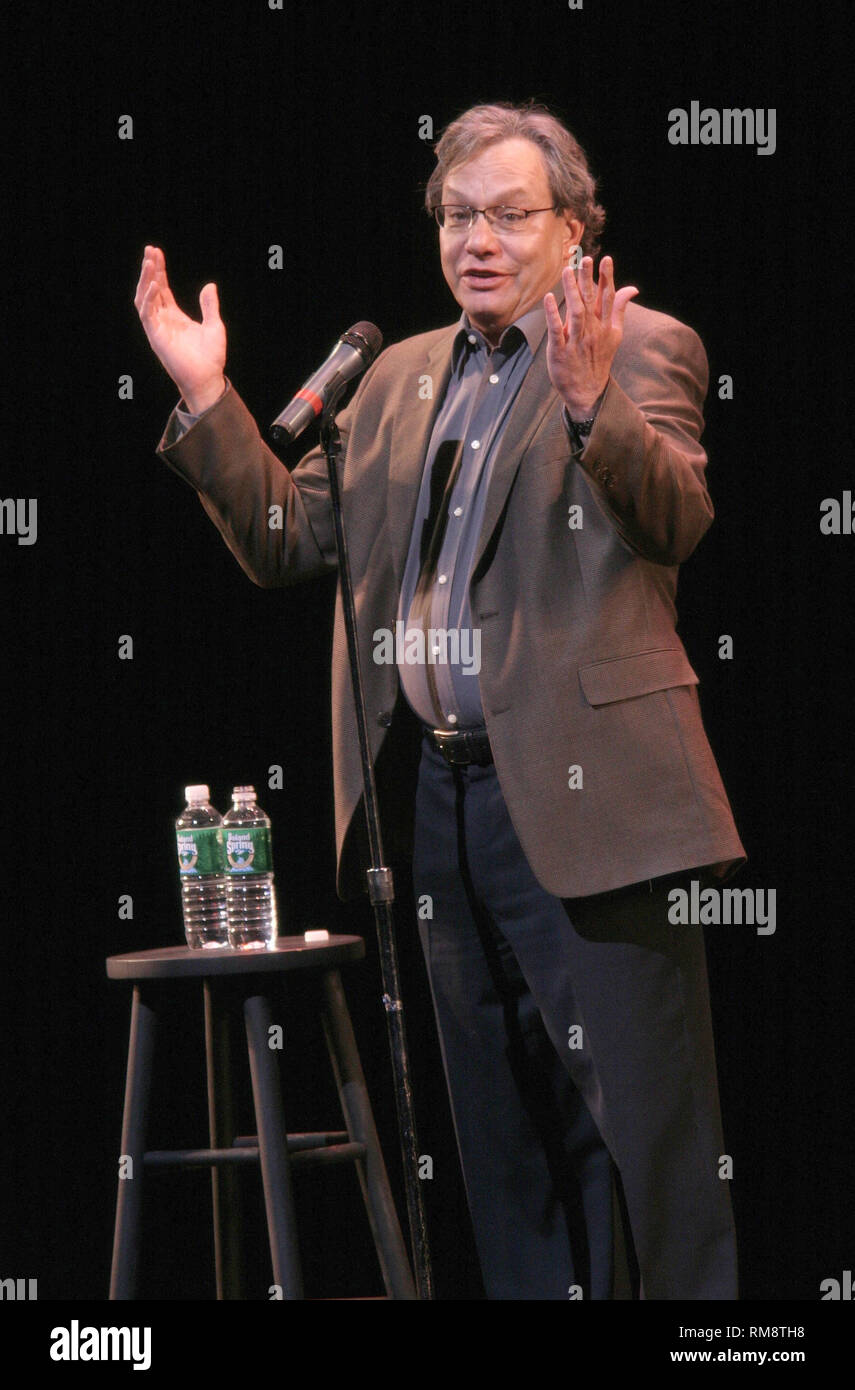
[
  {"left": 462, "top": 291, "right": 506, "bottom": 325},
  {"left": 467, "top": 310, "right": 500, "bottom": 337}
]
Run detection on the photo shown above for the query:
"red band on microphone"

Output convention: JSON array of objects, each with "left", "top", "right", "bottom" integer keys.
[{"left": 296, "top": 388, "right": 325, "bottom": 417}]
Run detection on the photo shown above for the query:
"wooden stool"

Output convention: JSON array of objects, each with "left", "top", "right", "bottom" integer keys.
[{"left": 106, "top": 937, "right": 416, "bottom": 1299}]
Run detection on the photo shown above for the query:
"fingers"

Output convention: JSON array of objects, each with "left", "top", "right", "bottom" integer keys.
[
  {"left": 576, "top": 255, "right": 597, "bottom": 304},
  {"left": 133, "top": 247, "right": 154, "bottom": 313},
  {"left": 543, "top": 290, "right": 567, "bottom": 345},
  {"left": 139, "top": 279, "right": 166, "bottom": 335},
  {"left": 595, "top": 254, "right": 612, "bottom": 318},
  {"left": 135, "top": 245, "right": 177, "bottom": 317},
  {"left": 561, "top": 263, "right": 585, "bottom": 336},
  {"left": 199, "top": 282, "right": 220, "bottom": 325},
  {"left": 135, "top": 245, "right": 162, "bottom": 315},
  {"left": 149, "top": 246, "right": 178, "bottom": 310},
  {"left": 596, "top": 257, "right": 639, "bottom": 325},
  {"left": 563, "top": 257, "right": 595, "bottom": 299},
  {"left": 136, "top": 246, "right": 174, "bottom": 328},
  {"left": 569, "top": 254, "right": 638, "bottom": 328},
  {"left": 612, "top": 284, "right": 640, "bottom": 328}
]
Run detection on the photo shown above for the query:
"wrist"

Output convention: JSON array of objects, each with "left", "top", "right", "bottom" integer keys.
[
  {"left": 563, "top": 386, "right": 606, "bottom": 422},
  {"left": 182, "top": 376, "right": 227, "bottom": 415}
]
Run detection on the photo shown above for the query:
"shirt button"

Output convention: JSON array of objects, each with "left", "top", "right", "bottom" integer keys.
[
  {"left": 489, "top": 373, "right": 499, "bottom": 384},
  {"left": 453, "top": 506, "right": 463, "bottom": 517},
  {"left": 471, "top": 439, "right": 480, "bottom": 450},
  {"left": 438, "top": 574, "right": 448, "bottom": 584},
  {"left": 447, "top": 713, "right": 458, "bottom": 725},
  {"left": 467, "top": 334, "right": 477, "bottom": 345}
]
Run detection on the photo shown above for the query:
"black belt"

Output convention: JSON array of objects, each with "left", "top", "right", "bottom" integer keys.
[{"left": 423, "top": 726, "right": 493, "bottom": 766}]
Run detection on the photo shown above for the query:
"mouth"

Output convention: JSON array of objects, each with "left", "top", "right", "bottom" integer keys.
[{"left": 461, "top": 269, "right": 507, "bottom": 289}]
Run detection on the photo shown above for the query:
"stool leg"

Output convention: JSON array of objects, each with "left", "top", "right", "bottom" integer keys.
[
  {"left": 243, "top": 991, "right": 303, "bottom": 1298},
  {"left": 110, "top": 984, "right": 157, "bottom": 1299},
  {"left": 204, "top": 979, "right": 243, "bottom": 1299},
  {"left": 319, "top": 969, "right": 417, "bottom": 1299}
]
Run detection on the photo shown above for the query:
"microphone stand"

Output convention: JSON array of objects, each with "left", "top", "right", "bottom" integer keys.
[{"left": 319, "top": 380, "right": 434, "bottom": 1301}]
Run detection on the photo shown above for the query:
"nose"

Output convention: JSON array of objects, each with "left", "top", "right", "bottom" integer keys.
[{"left": 464, "top": 211, "right": 501, "bottom": 254}]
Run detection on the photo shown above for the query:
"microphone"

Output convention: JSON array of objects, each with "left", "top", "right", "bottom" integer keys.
[{"left": 270, "top": 321, "right": 382, "bottom": 444}]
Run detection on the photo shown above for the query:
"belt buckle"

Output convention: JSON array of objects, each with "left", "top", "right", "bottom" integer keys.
[{"left": 432, "top": 729, "right": 467, "bottom": 765}]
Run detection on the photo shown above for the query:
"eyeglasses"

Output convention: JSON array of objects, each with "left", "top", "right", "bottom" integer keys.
[{"left": 432, "top": 205, "right": 559, "bottom": 232}]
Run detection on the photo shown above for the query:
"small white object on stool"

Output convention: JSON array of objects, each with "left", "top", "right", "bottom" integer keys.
[{"left": 304, "top": 929, "right": 330, "bottom": 942}]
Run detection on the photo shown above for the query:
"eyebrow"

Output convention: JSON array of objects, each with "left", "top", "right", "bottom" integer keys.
[{"left": 442, "top": 186, "right": 533, "bottom": 203}]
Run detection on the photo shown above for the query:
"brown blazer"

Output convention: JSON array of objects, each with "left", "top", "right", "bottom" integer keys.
[{"left": 158, "top": 300, "right": 746, "bottom": 900}]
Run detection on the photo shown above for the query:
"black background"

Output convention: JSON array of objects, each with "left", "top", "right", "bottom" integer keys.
[{"left": 1, "top": 0, "right": 852, "bottom": 1309}]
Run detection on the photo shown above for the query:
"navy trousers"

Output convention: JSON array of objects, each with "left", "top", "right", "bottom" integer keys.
[{"left": 412, "top": 733, "right": 738, "bottom": 1300}]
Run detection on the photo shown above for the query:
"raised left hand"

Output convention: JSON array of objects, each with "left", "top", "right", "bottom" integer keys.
[{"left": 544, "top": 255, "right": 639, "bottom": 417}]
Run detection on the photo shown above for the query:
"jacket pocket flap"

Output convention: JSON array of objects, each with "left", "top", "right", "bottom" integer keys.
[{"left": 579, "top": 648, "right": 699, "bottom": 706}]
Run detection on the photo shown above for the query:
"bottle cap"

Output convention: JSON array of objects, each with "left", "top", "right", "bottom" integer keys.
[
  {"left": 184, "top": 784, "right": 210, "bottom": 803},
  {"left": 232, "top": 785, "right": 256, "bottom": 802}
]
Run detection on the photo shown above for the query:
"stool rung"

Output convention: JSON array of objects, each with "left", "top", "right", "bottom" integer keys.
[
  {"left": 290, "top": 1142, "right": 365, "bottom": 1168},
  {"left": 233, "top": 1131, "right": 349, "bottom": 1152},
  {"left": 142, "top": 1141, "right": 367, "bottom": 1170},
  {"left": 144, "top": 1147, "right": 260, "bottom": 1168}
]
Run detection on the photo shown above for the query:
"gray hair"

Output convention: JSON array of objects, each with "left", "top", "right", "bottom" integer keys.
[{"left": 425, "top": 101, "right": 606, "bottom": 257}]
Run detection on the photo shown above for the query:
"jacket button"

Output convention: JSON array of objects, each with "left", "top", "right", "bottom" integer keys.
[{"left": 377, "top": 710, "right": 393, "bottom": 727}]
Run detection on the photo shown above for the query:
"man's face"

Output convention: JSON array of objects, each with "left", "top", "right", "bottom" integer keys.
[{"left": 438, "top": 136, "right": 584, "bottom": 345}]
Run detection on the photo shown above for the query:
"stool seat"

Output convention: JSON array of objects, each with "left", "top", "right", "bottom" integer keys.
[{"left": 106, "top": 936, "right": 364, "bottom": 980}]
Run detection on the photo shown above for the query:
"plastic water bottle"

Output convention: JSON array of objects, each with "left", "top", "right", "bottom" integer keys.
[
  {"left": 223, "top": 786, "right": 278, "bottom": 949},
  {"left": 175, "top": 785, "right": 229, "bottom": 949}
]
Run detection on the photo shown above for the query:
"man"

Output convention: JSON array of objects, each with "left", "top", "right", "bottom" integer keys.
[{"left": 135, "top": 101, "right": 746, "bottom": 1299}]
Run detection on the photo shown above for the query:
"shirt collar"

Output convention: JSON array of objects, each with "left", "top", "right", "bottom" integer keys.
[{"left": 452, "top": 274, "right": 566, "bottom": 366}]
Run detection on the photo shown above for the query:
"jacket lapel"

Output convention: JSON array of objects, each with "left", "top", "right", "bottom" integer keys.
[{"left": 471, "top": 334, "right": 557, "bottom": 576}]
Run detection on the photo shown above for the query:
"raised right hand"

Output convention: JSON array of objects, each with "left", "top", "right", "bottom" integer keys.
[{"left": 134, "top": 245, "right": 227, "bottom": 414}]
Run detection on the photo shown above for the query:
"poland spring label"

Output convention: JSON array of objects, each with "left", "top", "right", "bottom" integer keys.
[
  {"left": 177, "top": 827, "right": 224, "bottom": 876},
  {"left": 224, "top": 826, "right": 273, "bottom": 875}
]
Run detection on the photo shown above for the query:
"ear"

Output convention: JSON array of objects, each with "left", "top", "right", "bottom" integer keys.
[{"left": 561, "top": 210, "right": 585, "bottom": 259}]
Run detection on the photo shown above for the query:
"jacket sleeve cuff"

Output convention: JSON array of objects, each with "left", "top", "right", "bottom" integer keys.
[
  {"left": 159, "top": 379, "right": 232, "bottom": 450},
  {"left": 561, "top": 389, "right": 606, "bottom": 456},
  {"left": 571, "top": 375, "right": 646, "bottom": 494}
]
